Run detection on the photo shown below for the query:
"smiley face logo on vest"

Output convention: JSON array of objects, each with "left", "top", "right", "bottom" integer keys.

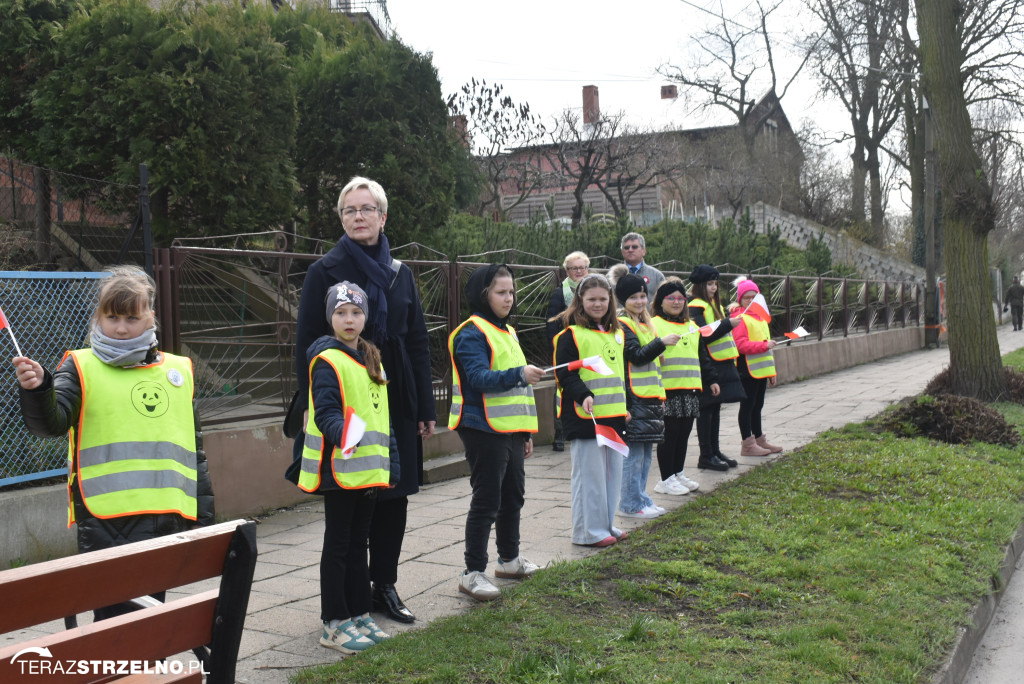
[
  {"left": 131, "top": 381, "right": 169, "bottom": 418},
  {"left": 603, "top": 343, "right": 619, "bottom": 366},
  {"left": 367, "top": 381, "right": 384, "bottom": 416}
]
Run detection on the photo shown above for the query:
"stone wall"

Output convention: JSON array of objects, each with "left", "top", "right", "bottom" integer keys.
[{"left": 750, "top": 202, "right": 926, "bottom": 282}]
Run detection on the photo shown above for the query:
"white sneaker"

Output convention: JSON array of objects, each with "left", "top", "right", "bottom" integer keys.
[
  {"left": 650, "top": 504, "right": 667, "bottom": 514},
  {"left": 653, "top": 478, "right": 689, "bottom": 495},
  {"left": 494, "top": 555, "right": 540, "bottom": 579},
  {"left": 640, "top": 504, "right": 665, "bottom": 518},
  {"left": 459, "top": 570, "right": 500, "bottom": 601},
  {"left": 674, "top": 473, "right": 699, "bottom": 491},
  {"left": 619, "top": 508, "right": 651, "bottom": 518}
]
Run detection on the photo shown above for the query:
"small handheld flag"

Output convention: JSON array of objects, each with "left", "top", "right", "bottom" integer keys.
[
  {"left": 567, "top": 355, "right": 615, "bottom": 375},
  {"left": 0, "top": 306, "right": 23, "bottom": 357},
  {"left": 699, "top": 319, "right": 721, "bottom": 337},
  {"left": 590, "top": 413, "right": 629, "bottom": 456},
  {"left": 742, "top": 293, "right": 771, "bottom": 322},
  {"left": 339, "top": 406, "right": 367, "bottom": 459},
  {"left": 784, "top": 326, "right": 809, "bottom": 340}
]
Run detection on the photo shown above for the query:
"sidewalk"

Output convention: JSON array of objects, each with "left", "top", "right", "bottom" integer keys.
[
  {"left": 10, "top": 327, "right": 1024, "bottom": 682},
  {"left": 231, "top": 327, "right": 1024, "bottom": 683}
]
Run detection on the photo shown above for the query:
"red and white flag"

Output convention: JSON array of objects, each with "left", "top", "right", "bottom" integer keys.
[
  {"left": 784, "top": 326, "right": 809, "bottom": 340},
  {"left": 340, "top": 406, "right": 367, "bottom": 459},
  {"left": 699, "top": 319, "right": 721, "bottom": 337},
  {"left": 594, "top": 423, "right": 630, "bottom": 457},
  {"left": 568, "top": 355, "right": 615, "bottom": 376},
  {"left": 0, "top": 305, "right": 23, "bottom": 356},
  {"left": 743, "top": 293, "right": 771, "bottom": 322}
]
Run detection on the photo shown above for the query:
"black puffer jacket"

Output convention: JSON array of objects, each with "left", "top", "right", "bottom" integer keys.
[
  {"left": 18, "top": 351, "right": 215, "bottom": 554},
  {"left": 620, "top": 317, "right": 667, "bottom": 443}
]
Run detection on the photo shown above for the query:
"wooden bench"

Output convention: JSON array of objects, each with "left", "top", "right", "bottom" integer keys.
[{"left": 0, "top": 519, "right": 257, "bottom": 683}]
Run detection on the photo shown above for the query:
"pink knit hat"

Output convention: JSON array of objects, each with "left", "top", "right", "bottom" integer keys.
[{"left": 736, "top": 279, "right": 760, "bottom": 299}]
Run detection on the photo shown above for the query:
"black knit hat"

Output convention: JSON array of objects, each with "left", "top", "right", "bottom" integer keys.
[
  {"left": 688, "top": 264, "right": 720, "bottom": 284},
  {"left": 653, "top": 279, "right": 688, "bottom": 312},
  {"left": 614, "top": 274, "right": 646, "bottom": 304}
]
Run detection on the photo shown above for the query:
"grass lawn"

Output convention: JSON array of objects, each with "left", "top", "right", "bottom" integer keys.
[{"left": 294, "top": 356, "right": 1024, "bottom": 683}]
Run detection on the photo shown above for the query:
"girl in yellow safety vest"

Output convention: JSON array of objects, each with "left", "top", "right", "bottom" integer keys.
[
  {"left": 448, "top": 264, "right": 544, "bottom": 602},
  {"left": 13, "top": 266, "right": 215, "bottom": 623},
  {"left": 730, "top": 279, "right": 783, "bottom": 457},
  {"left": 612, "top": 273, "right": 680, "bottom": 521},
  {"left": 553, "top": 274, "right": 629, "bottom": 548},
  {"left": 301, "top": 281, "right": 398, "bottom": 655},
  {"left": 687, "top": 264, "right": 746, "bottom": 471},
  {"left": 650, "top": 278, "right": 704, "bottom": 497}
]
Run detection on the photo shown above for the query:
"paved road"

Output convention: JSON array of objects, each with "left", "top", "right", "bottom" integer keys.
[{"left": 8, "top": 326, "right": 1024, "bottom": 682}]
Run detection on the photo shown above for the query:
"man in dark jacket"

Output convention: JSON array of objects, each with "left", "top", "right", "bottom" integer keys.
[{"left": 1006, "top": 276, "right": 1024, "bottom": 331}]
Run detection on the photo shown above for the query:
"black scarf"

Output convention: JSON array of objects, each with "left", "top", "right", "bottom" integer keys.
[{"left": 340, "top": 233, "right": 393, "bottom": 345}]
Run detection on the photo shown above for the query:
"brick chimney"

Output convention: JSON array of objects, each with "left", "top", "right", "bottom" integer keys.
[
  {"left": 450, "top": 114, "right": 470, "bottom": 148},
  {"left": 661, "top": 85, "right": 678, "bottom": 100},
  {"left": 583, "top": 85, "right": 600, "bottom": 124}
]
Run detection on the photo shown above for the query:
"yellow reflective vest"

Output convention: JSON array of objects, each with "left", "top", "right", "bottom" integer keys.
[
  {"left": 651, "top": 316, "right": 702, "bottom": 390},
  {"left": 618, "top": 316, "right": 666, "bottom": 400},
  {"left": 554, "top": 326, "right": 627, "bottom": 419},
  {"left": 689, "top": 298, "right": 739, "bottom": 361},
  {"left": 447, "top": 316, "right": 538, "bottom": 433},
  {"left": 67, "top": 350, "right": 197, "bottom": 525},
  {"left": 300, "top": 348, "right": 391, "bottom": 492},
  {"left": 740, "top": 314, "right": 777, "bottom": 379}
]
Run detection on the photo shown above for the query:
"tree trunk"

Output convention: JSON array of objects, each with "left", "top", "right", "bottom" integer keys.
[
  {"left": 867, "top": 144, "right": 884, "bottom": 246},
  {"left": 916, "top": 0, "right": 1005, "bottom": 400},
  {"left": 850, "top": 141, "right": 867, "bottom": 226},
  {"left": 33, "top": 166, "right": 51, "bottom": 266}
]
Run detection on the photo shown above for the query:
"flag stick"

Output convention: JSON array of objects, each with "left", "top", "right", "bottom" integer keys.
[
  {"left": 6, "top": 328, "right": 23, "bottom": 357},
  {"left": 543, "top": 361, "right": 573, "bottom": 373}
]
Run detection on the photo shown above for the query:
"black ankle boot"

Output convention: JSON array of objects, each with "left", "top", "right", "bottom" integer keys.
[
  {"left": 715, "top": 451, "right": 738, "bottom": 468},
  {"left": 697, "top": 444, "right": 729, "bottom": 471},
  {"left": 371, "top": 583, "right": 415, "bottom": 623}
]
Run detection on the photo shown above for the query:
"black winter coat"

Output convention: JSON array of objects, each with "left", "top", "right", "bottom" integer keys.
[
  {"left": 621, "top": 319, "right": 666, "bottom": 443},
  {"left": 18, "top": 354, "right": 215, "bottom": 554},
  {"left": 688, "top": 305, "right": 746, "bottom": 406},
  {"left": 294, "top": 240, "right": 436, "bottom": 499}
]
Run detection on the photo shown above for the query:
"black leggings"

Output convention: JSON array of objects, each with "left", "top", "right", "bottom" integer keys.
[
  {"left": 697, "top": 404, "right": 722, "bottom": 456},
  {"left": 658, "top": 416, "right": 695, "bottom": 480},
  {"left": 738, "top": 375, "right": 767, "bottom": 439}
]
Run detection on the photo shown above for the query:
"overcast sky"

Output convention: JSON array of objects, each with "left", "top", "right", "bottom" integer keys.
[{"left": 385, "top": 0, "right": 835, "bottom": 134}]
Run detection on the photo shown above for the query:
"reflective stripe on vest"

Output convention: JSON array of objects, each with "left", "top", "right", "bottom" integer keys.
[
  {"left": 741, "top": 314, "right": 777, "bottom": 379},
  {"left": 447, "top": 316, "right": 538, "bottom": 433},
  {"left": 689, "top": 298, "right": 738, "bottom": 361},
  {"left": 652, "top": 317, "right": 702, "bottom": 390},
  {"left": 69, "top": 350, "right": 198, "bottom": 523},
  {"left": 618, "top": 317, "right": 666, "bottom": 400},
  {"left": 299, "top": 348, "right": 391, "bottom": 492},
  {"left": 554, "top": 326, "right": 627, "bottom": 419}
]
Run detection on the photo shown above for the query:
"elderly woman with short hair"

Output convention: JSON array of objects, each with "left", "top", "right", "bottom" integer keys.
[
  {"left": 545, "top": 251, "right": 591, "bottom": 451},
  {"left": 292, "top": 176, "right": 436, "bottom": 625}
]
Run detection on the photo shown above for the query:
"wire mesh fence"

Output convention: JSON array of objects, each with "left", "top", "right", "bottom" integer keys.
[{"left": 0, "top": 272, "right": 108, "bottom": 487}]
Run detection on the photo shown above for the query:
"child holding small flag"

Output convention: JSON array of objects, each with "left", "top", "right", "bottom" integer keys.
[
  {"left": 12, "top": 266, "right": 214, "bottom": 622},
  {"left": 730, "top": 279, "right": 783, "bottom": 456},
  {"left": 299, "top": 281, "right": 399, "bottom": 654},
  {"left": 687, "top": 265, "right": 746, "bottom": 471},
  {"left": 651, "top": 278, "right": 703, "bottom": 496},
  {"left": 553, "top": 274, "right": 629, "bottom": 547},
  {"left": 613, "top": 274, "right": 680, "bottom": 519},
  {"left": 448, "top": 264, "right": 543, "bottom": 602}
]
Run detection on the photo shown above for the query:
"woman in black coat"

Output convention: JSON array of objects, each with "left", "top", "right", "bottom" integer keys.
[{"left": 293, "top": 177, "right": 435, "bottom": 624}]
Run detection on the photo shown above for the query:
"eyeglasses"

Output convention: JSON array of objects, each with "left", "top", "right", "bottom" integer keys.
[
  {"left": 663, "top": 296, "right": 687, "bottom": 303},
  {"left": 622, "top": 244, "right": 642, "bottom": 251},
  {"left": 342, "top": 206, "right": 380, "bottom": 218},
  {"left": 567, "top": 265, "right": 588, "bottom": 273}
]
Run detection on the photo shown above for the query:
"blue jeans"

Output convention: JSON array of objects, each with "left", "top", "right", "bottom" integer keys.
[{"left": 619, "top": 442, "right": 655, "bottom": 513}]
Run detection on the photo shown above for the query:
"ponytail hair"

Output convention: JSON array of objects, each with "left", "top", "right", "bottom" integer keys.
[{"left": 358, "top": 337, "right": 388, "bottom": 385}]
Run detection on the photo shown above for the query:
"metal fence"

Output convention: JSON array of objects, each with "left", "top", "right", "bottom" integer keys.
[
  {"left": 148, "top": 234, "right": 925, "bottom": 428},
  {"left": 0, "top": 272, "right": 108, "bottom": 487}
]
